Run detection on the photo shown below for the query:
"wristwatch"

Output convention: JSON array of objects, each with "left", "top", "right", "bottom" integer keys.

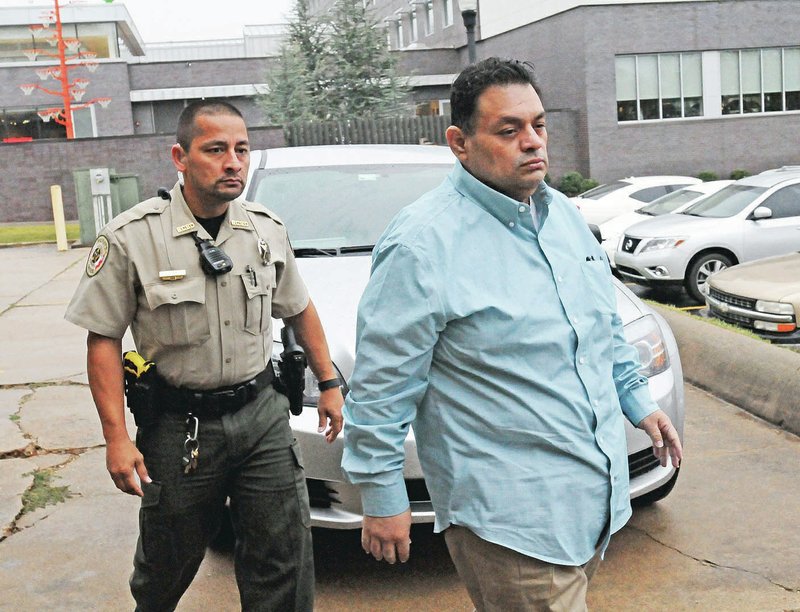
[{"left": 317, "top": 377, "right": 341, "bottom": 392}]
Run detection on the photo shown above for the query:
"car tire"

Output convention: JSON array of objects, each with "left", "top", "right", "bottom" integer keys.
[
  {"left": 632, "top": 468, "right": 680, "bottom": 507},
  {"left": 685, "top": 252, "right": 733, "bottom": 303}
]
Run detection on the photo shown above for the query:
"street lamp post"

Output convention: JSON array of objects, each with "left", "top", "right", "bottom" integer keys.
[{"left": 460, "top": 0, "right": 478, "bottom": 65}]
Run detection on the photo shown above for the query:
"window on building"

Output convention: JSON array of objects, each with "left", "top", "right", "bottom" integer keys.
[
  {"left": 425, "top": 2, "right": 435, "bottom": 36},
  {"left": 396, "top": 20, "right": 404, "bottom": 48},
  {"left": 415, "top": 99, "right": 450, "bottom": 116},
  {"left": 722, "top": 47, "right": 800, "bottom": 115},
  {"left": 616, "top": 52, "right": 703, "bottom": 121},
  {"left": 410, "top": 11, "right": 418, "bottom": 42},
  {"left": 443, "top": 0, "right": 453, "bottom": 27},
  {"left": 0, "top": 108, "right": 64, "bottom": 140}
]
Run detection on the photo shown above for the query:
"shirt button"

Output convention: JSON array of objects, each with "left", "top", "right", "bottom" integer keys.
[
  {"left": 579, "top": 356, "right": 586, "bottom": 364},
  {"left": 558, "top": 276, "right": 564, "bottom": 283},
  {"left": 508, "top": 221, "right": 515, "bottom": 228},
  {"left": 224, "top": 320, "right": 231, "bottom": 326},
  {"left": 171, "top": 293, "right": 177, "bottom": 300},
  {"left": 518, "top": 206, "right": 526, "bottom": 212},
  {"left": 225, "top": 357, "right": 232, "bottom": 364},
  {"left": 221, "top": 281, "right": 227, "bottom": 287}
]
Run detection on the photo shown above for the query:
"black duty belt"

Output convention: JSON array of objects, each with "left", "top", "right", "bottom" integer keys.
[{"left": 159, "top": 364, "right": 274, "bottom": 417}]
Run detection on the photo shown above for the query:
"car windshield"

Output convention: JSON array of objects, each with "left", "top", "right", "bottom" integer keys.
[
  {"left": 248, "top": 163, "right": 452, "bottom": 249},
  {"left": 680, "top": 184, "right": 767, "bottom": 218},
  {"left": 578, "top": 180, "right": 628, "bottom": 200},
  {"left": 639, "top": 188, "right": 702, "bottom": 215}
]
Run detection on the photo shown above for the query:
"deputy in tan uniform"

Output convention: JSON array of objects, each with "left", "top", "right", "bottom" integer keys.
[{"left": 66, "top": 100, "right": 343, "bottom": 611}]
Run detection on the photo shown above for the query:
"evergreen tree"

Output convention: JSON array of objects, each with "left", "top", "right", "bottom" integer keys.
[{"left": 259, "top": 0, "right": 408, "bottom": 124}]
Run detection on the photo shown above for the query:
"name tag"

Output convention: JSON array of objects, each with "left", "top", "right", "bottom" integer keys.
[
  {"left": 159, "top": 269, "right": 186, "bottom": 281},
  {"left": 231, "top": 220, "right": 250, "bottom": 229},
  {"left": 176, "top": 223, "right": 196, "bottom": 233}
]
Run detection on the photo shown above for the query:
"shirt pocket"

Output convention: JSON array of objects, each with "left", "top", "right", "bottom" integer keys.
[
  {"left": 580, "top": 261, "right": 617, "bottom": 315},
  {"left": 141, "top": 277, "right": 210, "bottom": 347},
  {"left": 240, "top": 265, "right": 276, "bottom": 335}
]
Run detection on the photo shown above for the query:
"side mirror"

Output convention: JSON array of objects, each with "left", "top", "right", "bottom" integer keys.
[
  {"left": 588, "top": 223, "right": 602, "bottom": 244},
  {"left": 752, "top": 206, "right": 773, "bottom": 220}
]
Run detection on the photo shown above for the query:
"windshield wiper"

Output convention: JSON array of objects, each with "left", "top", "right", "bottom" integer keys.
[{"left": 293, "top": 245, "right": 375, "bottom": 257}]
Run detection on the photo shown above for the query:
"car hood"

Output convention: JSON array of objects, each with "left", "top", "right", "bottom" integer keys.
[
  {"left": 624, "top": 212, "right": 726, "bottom": 238},
  {"left": 710, "top": 252, "right": 800, "bottom": 301},
  {"left": 599, "top": 211, "right": 650, "bottom": 237}
]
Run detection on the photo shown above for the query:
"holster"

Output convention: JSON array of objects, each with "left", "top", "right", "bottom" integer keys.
[{"left": 123, "top": 351, "right": 159, "bottom": 427}]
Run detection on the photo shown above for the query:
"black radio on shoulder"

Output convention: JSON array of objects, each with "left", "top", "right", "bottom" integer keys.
[{"left": 193, "top": 234, "right": 233, "bottom": 276}]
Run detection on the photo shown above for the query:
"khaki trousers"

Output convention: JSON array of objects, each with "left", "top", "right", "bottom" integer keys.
[{"left": 444, "top": 525, "right": 602, "bottom": 612}]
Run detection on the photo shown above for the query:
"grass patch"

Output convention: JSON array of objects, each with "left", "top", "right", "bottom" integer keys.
[
  {"left": 21, "top": 469, "right": 73, "bottom": 515},
  {"left": 0, "top": 223, "right": 80, "bottom": 245},
  {"left": 9, "top": 414, "right": 20, "bottom": 422}
]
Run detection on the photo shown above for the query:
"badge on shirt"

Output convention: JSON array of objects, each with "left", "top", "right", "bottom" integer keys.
[{"left": 86, "top": 235, "right": 109, "bottom": 277}]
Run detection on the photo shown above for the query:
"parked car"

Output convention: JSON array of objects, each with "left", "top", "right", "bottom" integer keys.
[
  {"left": 245, "top": 145, "right": 685, "bottom": 528},
  {"left": 615, "top": 166, "right": 800, "bottom": 303},
  {"left": 705, "top": 252, "right": 800, "bottom": 343},
  {"left": 598, "top": 181, "right": 733, "bottom": 267},
  {"left": 573, "top": 175, "right": 701, "bottom": 225}
]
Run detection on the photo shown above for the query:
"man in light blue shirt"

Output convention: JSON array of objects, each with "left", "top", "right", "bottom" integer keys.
[{"left": 341, "top": 58, "right": 683, "bottom": 610}]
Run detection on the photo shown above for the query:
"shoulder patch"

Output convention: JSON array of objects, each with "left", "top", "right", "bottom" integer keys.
[
  {"left": 86, "top": 235, "right": 110, "bottom": 277},
  {"left": 244, "top": 202, "right": 284, "bottom": 226}
]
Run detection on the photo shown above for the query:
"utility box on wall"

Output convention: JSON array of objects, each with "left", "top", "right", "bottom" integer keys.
[{"left": 74, "top": 168, "right": 142, "bottom": 245}]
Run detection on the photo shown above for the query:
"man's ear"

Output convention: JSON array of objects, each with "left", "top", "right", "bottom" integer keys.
[
  {"left": 171, "top": 143, "right": 187, "bottom": 173},
  {"left": 445, "top": 125, "right": 468, "bottom": 162}
]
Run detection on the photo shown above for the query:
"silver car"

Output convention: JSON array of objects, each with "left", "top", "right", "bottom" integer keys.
[
  {"left": 615, "top": 166, "right": 800, "bottom": 303},
  {"left": 245, "top": 145, "right": 685, "bottom": 528}
]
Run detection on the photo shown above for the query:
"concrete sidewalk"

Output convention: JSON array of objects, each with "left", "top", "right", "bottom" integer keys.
[{"left": 0, "top": 243, "right": 798, "bottom": 610}]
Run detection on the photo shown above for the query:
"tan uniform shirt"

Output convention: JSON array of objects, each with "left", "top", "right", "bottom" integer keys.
[{"left": 66, "top": 182, "right": 309, "bottom": 389}]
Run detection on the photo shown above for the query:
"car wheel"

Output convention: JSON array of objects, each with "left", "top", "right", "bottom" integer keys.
[
  {"left": 685, "top": 252, "right": 733, "bottom": 303},
  {"left": 632, "top": 468, "right": 680, "bottom": 507}
]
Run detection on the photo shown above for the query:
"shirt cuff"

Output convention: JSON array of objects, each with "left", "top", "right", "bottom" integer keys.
[
  {"left": 358, "top": 478, "right": 410, "bottom": 518},
  {"left": 619, "top": 384, "right": 659, "bottom": 426}
]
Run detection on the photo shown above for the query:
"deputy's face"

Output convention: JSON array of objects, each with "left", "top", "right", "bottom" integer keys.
[
  {"left": 447, "top": 83, "right": 548, "bottom": 203},
  {"left": 172, "top": 112, "right": 250, "bottom": 211}
]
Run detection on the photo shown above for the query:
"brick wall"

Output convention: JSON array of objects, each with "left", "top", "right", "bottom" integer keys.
[{"left": 0, "top": 126, "right": 285, "bottom": 223}]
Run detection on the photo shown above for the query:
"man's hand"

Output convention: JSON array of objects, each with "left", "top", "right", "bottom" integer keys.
[
  {"left": 317, "top": 387, "right": 344, "bottom": 443},
  {"left": 106, "top": 437, "right": 151, "bottom": 497},
  {"left": 361, "top": 509, "right": 412, "bottom": 564},
  {"left": 637, "top": 409, "right": 683, "bottom": 468}
]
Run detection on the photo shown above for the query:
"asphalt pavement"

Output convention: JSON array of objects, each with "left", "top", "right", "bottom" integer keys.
[{"left": 1, "top": 243, "right": 799, "bottom": 611}]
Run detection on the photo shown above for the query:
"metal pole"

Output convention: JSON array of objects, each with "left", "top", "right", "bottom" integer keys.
[
  {"left": 461, "top": 9, "right": 477, "bottom": 65},
  {"left": 50, "top": 185, "right": 69, "bottom": 251}
]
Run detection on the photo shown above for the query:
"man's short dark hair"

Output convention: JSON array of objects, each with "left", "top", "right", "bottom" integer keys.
[
  {"left": 176, "top": 100, "right": 244, "bottom": 151},
  {"left": 450, "top": 58, "right": 541, "bottom": 135}
]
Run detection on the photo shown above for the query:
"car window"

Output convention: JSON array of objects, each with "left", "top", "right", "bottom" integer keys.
[
  {"left": 640, "top": 188, "right": 701, "bottom": 214},
  {"left": 578, "top": 181, "right": 628, "bottom": 199},
  {"left": 630, "top": 185, "right": 684, "bottom": 203},
  {"left": 757, "top": 184, "right": 800, "bottom": 219},
  {"left": 247, "top": 163, "right": 453, "bottom": 248},
  {"left": 683, "top": 184, "right": 767, "bottom": 218}
]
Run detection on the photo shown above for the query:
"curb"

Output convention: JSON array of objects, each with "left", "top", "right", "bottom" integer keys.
[{"left": 653, "top": 304, "right": 800, "bottom": 437}]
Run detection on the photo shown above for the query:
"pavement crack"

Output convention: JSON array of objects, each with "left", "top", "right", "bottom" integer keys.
[{"left": 630, "top": 525, "right": 798, "bottom": 593}]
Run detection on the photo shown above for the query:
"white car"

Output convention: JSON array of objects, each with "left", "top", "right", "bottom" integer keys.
[
  {"left": 574, "top": 175, "right": 702, "bottom": 226},
  {"left": 245, "top": 145, "right": 685, "bottom": 528},
  {"left": 599, "top": 181, "right": 733, "bottom": 267},
  {"left": 615, "top": 166, "right": 800, "bottom": 303}
]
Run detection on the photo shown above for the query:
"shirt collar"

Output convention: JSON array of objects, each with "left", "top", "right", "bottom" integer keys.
[
  {"left": 168, "top": 182, "right": 253, "bottom": 242},
  {"left": 450, "top": 160, "right": 553, "bottom": 227}
]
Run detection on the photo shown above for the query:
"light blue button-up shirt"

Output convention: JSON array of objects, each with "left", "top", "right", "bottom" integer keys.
[{"left": 341, "top": 161, "right": 658, "bottom": 565}]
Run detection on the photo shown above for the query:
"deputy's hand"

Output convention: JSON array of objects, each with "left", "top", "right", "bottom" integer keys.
[
  {"left": 317, "top": 387, "right": 344, "bottom": 443},
  {"left": 361, "top": 509, "right": 412, "bottom": 564},
  {"left": 637, "top": 409, "right": 683, "bottom": 468},
  {"left": 106, "top": 437, "right": 150, "bottom": 497}
]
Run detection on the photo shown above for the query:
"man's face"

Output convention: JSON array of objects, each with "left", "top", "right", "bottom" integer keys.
[
  {"left": 172, "top": 112, "right": 250, "bottom": 212},
  {"left": 447, "top": 83, "right": 548, "bottom": 202}
]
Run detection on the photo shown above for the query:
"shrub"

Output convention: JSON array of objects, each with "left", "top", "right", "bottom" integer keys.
[
  {"left": 558, "top": 171, "right": 599, "bottom": 197},
  {"left": 729, "top": 169, "right": 751, "bottom": 180},
  {"left": 697, "top": 171, "right": 719, "bottom": 182}
]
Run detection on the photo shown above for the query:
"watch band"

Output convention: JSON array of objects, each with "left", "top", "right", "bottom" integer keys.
[{"left": 317, "top": 377, "right": 341, "bottom": 392}]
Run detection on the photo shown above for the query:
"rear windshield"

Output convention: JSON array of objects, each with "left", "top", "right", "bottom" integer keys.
[
  {"left": 577, "top": 181, "right": 628, "bottom": 200},
  {"left": 247, "top": 163, "right": 453, "bottom": 249},
  {"left": 681, "top": 184, "right": 767, "bottom": 218}
]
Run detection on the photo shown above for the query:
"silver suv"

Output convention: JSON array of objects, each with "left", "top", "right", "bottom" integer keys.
[
  {"left": 244, "top": 144, "right": 685, "bottom": 528},
  {"left": 615, "top": 167, "right": 800, "bottom": 303}
]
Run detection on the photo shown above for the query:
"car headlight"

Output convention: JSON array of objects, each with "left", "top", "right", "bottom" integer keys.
[
  {"left": 639, "top": 237, "right": 686, "bottom": 253},
  {"left": 622, "top": 314, "right": 670, "bottom": 378},
  {"left": 755, "top": 300, "right": 795, "bottom": 316}
]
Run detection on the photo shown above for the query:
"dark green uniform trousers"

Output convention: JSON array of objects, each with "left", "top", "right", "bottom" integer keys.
[{"left": 130, "top": 385, "right": 314, "bottom": 611}]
